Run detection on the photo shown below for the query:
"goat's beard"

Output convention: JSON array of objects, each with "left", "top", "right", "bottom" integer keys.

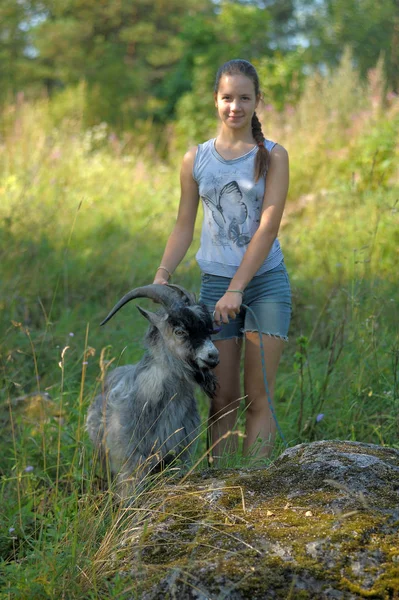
[{"left": 192, "top": 365, "right": 218, "bottom": 399}]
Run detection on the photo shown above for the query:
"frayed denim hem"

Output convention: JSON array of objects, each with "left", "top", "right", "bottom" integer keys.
[{"left": 244, "top": 329, "right": 289, "bottom": 342}]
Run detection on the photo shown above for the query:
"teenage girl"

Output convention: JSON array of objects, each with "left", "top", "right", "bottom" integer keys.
[{"left": 153, "top": 59, "right": 291, "bottom": 461}]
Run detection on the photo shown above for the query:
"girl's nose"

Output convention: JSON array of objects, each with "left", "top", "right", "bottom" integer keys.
[{"left": 231, "top": 99, "right": 240, "bottom": 111}]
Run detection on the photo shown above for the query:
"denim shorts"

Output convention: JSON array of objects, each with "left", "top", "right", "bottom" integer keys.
[{"left": 199, "top": 261, "right": 292, "bottom": 341}]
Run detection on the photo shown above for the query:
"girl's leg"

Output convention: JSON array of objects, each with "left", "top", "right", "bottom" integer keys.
[
  {"left": 208, "top": 338, "right": 243, "bottom": 462},
  {"left": 243, "top": 332, "right": 285, "bottom": 458}
]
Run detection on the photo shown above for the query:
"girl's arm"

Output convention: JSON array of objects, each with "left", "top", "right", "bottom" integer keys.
[
  {"left": 214, "top": 144, "right": 289, "bottom": 323},
  {"left": 154, "top": 147, "right": 200, "bottom": 284}
]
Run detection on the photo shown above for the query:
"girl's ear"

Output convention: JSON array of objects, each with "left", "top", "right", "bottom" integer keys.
[
  {"left": 214, "top": 92, "right": 218, "bottom": 108},
  {"left": 255, "top": 93, "right": 261, "bottom": 109}
]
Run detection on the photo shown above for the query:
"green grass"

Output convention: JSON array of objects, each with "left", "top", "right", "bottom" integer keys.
[{"left": 0, "top": 68, "right": 398, "bottom": 597}]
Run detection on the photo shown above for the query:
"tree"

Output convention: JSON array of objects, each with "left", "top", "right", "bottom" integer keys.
[
  {"left": 28, "top": 0, "right": 215, "bottom": 124},
  {"left": 0, "top": 0, "right": 301, "bottom": 125},
  {"left": 299, "top": 0, "right": 399, "bottom": 92},
  {"left": 0, "top": 0, "right": 43, "bottom": 101}
]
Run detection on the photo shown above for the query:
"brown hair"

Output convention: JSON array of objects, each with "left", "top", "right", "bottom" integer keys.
[{"left": 214, "top": 59, "right": 269, "bottom": 181}]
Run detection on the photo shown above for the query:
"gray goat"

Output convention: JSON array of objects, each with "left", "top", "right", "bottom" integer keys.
[{"left": 86, "top": 283, "right": 219, "bottom": 495}]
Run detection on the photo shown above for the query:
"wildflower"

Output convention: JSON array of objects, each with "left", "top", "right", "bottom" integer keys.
[
  {"left": 9, "top": 527, "right": 15, "bottom": 533},
  {"left": 69, "top": 332, "right": 74, "bottom": 337},
  {"left": 316, "top": 413, "right": 325, "bottom": 423},
  {"left": 24, "top": 465, "right": 34, "bottom": 472},
  {"left": 83, "top": 361, "right": 88, "bottom": 365}
]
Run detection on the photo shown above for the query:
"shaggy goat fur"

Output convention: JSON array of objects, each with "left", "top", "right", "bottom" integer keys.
[{"left": 86, "top": 284, "right": 219, "bottom": 496}]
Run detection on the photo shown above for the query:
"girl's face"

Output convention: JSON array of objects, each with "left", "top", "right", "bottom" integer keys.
[{"left": 214, "top": 74, "right": 259, "bottom": 131}]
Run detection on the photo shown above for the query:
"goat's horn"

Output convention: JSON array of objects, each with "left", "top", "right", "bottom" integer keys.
[
  {"left": 165, "top": 283, "right": 196, "bottom": 305},
  {"left": 100, "top": 284, "right": 184, "bottom": 326}
]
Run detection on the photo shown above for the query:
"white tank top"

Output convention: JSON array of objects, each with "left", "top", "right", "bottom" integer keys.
[{"left": 193, "top": 138, "right": 284, "bottom": 277}]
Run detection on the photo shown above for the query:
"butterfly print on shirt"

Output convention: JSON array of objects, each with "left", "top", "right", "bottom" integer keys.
[{"left": 202, "top": 181, "right": 252, "bottom": 247}]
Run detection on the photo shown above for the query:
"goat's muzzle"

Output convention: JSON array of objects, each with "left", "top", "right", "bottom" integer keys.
[
  {"left": 202, "top": 356, "right": 219, "bottom": 369},
  {"left": 197, "top": 344, "right": 219, "bottom": 369}
]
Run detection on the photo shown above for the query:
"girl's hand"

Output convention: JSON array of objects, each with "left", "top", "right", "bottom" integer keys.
[
  {"left": 213, "top": 291, "right": 243, "bottom": 324},
  {"left": 153, "top": 275, "right": 169, "bottom": 285},
  {"left": 153, "top": 265, "right": 171, "bottom": 285}
]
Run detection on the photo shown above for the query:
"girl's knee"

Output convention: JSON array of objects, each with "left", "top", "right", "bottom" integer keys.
[{"left": 245, "top": 392, "right": 274, "bottom": 416}]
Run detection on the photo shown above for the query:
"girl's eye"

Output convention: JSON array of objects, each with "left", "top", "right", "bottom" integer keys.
[{"left": 174, "top": 328, "right": 186, "bottom": 338}]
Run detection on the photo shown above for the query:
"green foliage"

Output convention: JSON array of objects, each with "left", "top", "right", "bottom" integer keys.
[
  {"left": 1, "top": 0, "right": 399, "bottom": 128},
  {"left": 0, "top": 1, "right": 39, "bottom": 102},
  {"left": 260, "top": 48, "right": 399, "bottom": 201},
  {"left": 255, "top": 50, "right": 307, "bottom": 110},
  {"left": 0, "top": 0, "right": 297, "bottom": 127},
  {"left": 302, "top": 0, "right": 399, "bottom": 92}
]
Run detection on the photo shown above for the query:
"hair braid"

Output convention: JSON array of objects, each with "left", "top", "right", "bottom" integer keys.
[{"left": 252, "top": 112, "right": 269, "bottom": 182}]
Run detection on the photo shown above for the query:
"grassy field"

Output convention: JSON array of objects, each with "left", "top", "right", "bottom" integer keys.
[{"left": 0, "top": 64, "right": 398, "bottom": 597}]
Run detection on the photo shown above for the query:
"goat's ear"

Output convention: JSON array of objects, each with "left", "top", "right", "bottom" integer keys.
[{"left": 136, "top": 305, "right": 168, "bottom": 327}]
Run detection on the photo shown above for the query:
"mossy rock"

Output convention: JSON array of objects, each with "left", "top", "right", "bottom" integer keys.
[{"left": 120, "top": 441, "right": 399, "bottom": 599}]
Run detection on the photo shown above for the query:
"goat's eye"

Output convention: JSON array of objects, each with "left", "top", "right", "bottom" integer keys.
[{"left": 174, "top": 328, "right": 186, "bottom": 338}]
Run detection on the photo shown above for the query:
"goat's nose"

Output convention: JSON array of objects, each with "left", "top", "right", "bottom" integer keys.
[
  {"left": 207, "top": 347, "right": 219, "bottom": 366},
  {"left": 198, "top": 341, "right": 219, "bottom": 368}
]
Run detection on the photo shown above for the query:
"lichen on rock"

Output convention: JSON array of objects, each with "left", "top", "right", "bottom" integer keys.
[{"left": 117, "top": 440, "right": 399, "bottom": 599}]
